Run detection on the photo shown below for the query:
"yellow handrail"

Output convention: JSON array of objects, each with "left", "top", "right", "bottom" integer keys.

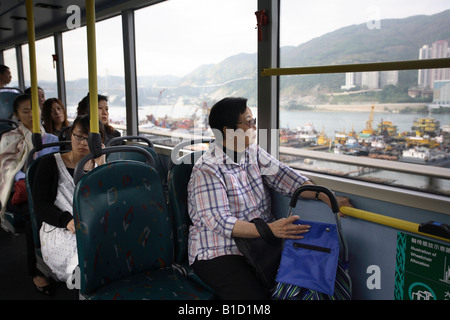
[
  {"left": 86, "top": 0, "right": 99, "bottom": 134},
  {"left": 25, "top": 0, "right": 40, "bottom": 134},
  {"left": 261, "top": 58, "right": 450, "bottom": 77},
  {"left": 340, "top": 206, "right": 449, "bottom": 243}
]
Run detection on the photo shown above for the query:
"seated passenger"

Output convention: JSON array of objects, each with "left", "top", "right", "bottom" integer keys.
[
  {"left": 42, "top": 98, "right": 70, "bottom": 137},
  {"left": 0, "top": 93, "right": 59, "bottom": 295},
  {"left": 24, "top": 86, "right": 46, "bottom": 115},
  {"left": 188, "top": 97, "right": 350, "bottom": 300},
  {"left": 76, "top": 93, "right": 121, "bottom": 145},
  {"left": 0, "top": 64, "right": 12, "bottom": 88},
  {"left": 32, "top": 115, "right": 105, "bottom": 283}
]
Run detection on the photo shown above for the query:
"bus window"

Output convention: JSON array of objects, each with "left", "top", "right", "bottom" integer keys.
[
  {"left": 135, "top": 0, "right": 257, "bottom": 147},
  {"left": 2, "top": 48, "right": 19, "bottom": 88},
  {"left": 95, "top": 16, "right": 125, "bottom": 129},
  {"left": 279, "top": 0, "right": 450, "bottom": 196},
  {"left": 62, "top": 16, "right": 125, "bottom": 126},
  {"left": 22, "top": 37, "right": 58, "bottom": 99},
  {"left": 62, "top": 26, "right": 88, "bottom": 117}
]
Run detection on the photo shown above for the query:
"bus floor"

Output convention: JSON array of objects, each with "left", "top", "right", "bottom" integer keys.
[{"left": 0, "top": 227, "right": 76, "bottom": 300}]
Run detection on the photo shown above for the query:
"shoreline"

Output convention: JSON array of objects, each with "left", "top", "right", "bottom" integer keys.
[{"left": 282, "top": 103, "right": 428, "bottom": 113}]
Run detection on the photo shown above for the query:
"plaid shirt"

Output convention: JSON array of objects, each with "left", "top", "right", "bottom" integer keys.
[{"left": 187, "top": 143, "right": 309, "bottom": 265}]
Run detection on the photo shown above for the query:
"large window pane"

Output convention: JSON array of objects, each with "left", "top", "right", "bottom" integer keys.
[
  {"left": 96, "top": 16, "right": 125, "bottom": 125},
  {"left": 135, "top": 0, "right": 257, "bottom": 146},
  {"left": 62, "top": 16, "right": 125, "bottom": 123},
  {"left": 22, "top": 36, "right": 58, "bottom": 100},
  {"left": 280, "top": 0, "right": 450, "bottom": 196},
  {"left": 62, "top": 26, "right": 88, "bottom": 118},
  {"left": 2, "top": 48, "right": 19, "bottom": 88}
]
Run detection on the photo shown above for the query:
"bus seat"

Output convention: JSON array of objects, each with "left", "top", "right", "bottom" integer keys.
[
  {"left": 73, "top": 159, "right": 215, "bottom": 300},
  {"left": 168, "top": 138, "right": 212, "bottom": 263},
  {"left": 1, "top": 208, "right": 26, "bottom": 234},
  {"left": 0, "top": 88, "right": 22, "bottom": 119},
  {"left": 0, "top": 119, "right": 18, "bottom": 139},
  {"left": 25, "top": 142, "right": 71, "bottom": 280},
  {"left": 167, "top": 150, "right": 217, "bottom": 297},
  {"left": 106, "top": 135, "right": 167, "bottom": 194},
  {"left": 168, "top": 151, "right": 204, "bottom": 263}
]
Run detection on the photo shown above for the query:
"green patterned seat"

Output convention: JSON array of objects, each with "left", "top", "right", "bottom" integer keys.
[
  {"left": 168, "top": 151, "right": 217, "bottom": 297},
  {"left": 73, "top": 159, "right": 214, "bottom": 300}
]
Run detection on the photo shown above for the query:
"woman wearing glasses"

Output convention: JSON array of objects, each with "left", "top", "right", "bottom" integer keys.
[
  {"left": 187, "top": 97, "right": 351, "bottom": 300},
  {"left": 32, "top": 115, "right": 105, "bottom": 285}
]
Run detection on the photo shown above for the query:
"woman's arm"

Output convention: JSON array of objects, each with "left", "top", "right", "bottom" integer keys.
[{"left": 231, "top": 216, "right": 310, "bottom": 239}]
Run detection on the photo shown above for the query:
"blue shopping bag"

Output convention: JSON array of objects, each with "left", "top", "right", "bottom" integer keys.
[
  {"left": 276, "top": 219, "right": 340, "bottom": 296},
  {"left": 274, "top": 185, "right": 350, "bottom": 298}
]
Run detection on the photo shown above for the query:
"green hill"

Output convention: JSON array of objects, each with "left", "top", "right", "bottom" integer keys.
[
  {"left": 61, "top": 10, "right": 450, "bottom": 109},
  {"left": 182, "top": 9, "right": 450, "bottom": 106}
]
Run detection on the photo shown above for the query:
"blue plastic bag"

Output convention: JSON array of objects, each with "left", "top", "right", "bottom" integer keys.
[{"left": 276, "top": 219, "right": 340, "bottom": 296}]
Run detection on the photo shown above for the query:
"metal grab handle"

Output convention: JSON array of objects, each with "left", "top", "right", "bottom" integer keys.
[
  {"left": 290, "top": 185, "right": 339, "bottom": 213},
  {"left": 73, "top": 145, "right": 155, "bottom": 185},
  {"left": 0, "top": 119, "right": 18, "bottom": 127},
  {"left": 170, "top": 138, "right": 213, "bottom": 165},
  {"left": 25, "top": 141, "right": 72, "bottom": 170},
  {"left": 106, "top": 135, "right": 154, "bottom": 149}
]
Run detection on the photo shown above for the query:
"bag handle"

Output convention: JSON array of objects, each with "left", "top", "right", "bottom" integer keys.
[
  {"left": 288, "top": 185, "right": 348, "bottom": 263},
  {"left": 289, "top": 185, "right": 339, "bottom": 213}
]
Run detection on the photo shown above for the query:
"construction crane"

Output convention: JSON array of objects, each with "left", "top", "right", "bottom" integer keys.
[{"left": 362, "top": 104, "right": 374, "bottom": 135}]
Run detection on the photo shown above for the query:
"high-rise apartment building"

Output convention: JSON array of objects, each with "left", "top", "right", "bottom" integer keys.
[
  {"left": 418, "top": 40, "right": 450, "bottom": 88},
  {"left": 341, "top": 71, "right": 397, "bottom": 90}
]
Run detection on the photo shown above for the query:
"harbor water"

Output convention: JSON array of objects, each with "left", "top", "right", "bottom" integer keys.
[{"left": 68, "top": 104, "right": 450, "bottom": 194}]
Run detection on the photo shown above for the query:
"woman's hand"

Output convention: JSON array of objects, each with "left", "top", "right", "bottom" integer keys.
[
  {"left": 66, "top": 219, "right": 75, "bottom": 234},
  {"left": 84, "top": 143, "right": 106, "bottom": 170},
  {"left": 94, "top": 145, "right": 106, "bottom": 167},
  {"left": 268, "top": 215, "right": 310, "bottom": 239},
  {"left": 336, "top": 196, "right": 352, "bottom": 217}
]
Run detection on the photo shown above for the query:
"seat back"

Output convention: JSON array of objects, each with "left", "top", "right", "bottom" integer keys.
[
  {"left": 168, "top": 151, "right": 204, "bottom": 263},
  {"left": 0, "top": 119, "right": 18, "bottom": 139},
  {"left": 25, "top": 142, "right": 70, "bottom": 278},
  {"left": 26, "top": 155, "right": 45, "bottom": 249},
  {"left": 0, "top": 88, "right": 22, "bottom": 119},
  {"left": 106, "top": 136, "right": 167, "bottom": 189},
  {"left": 73, "top": 160, "right": 173, "bottom": 295}
]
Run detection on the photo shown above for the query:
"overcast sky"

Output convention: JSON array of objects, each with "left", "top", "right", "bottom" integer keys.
[{"left": 13, "top": 0, "right": 450, "bottom": 82}]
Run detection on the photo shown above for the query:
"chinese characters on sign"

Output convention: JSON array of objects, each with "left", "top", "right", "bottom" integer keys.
[{"left": 395, "top": 232, "right": 450, "bottom": 300}]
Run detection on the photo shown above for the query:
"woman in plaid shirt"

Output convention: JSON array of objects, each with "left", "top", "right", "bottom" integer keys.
[{"left": 188, "top": 97, "right": 338, "bottom": 299}]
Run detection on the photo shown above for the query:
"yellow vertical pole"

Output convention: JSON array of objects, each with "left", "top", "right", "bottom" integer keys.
[
  {"left": 25, "top": 0, "right": 40, "bottom": 135},
  {"left": 86, "top": 0, "right": 99, "bottom": 134}
]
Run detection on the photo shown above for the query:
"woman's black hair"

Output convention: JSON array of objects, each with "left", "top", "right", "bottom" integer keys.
[
  {"left": 208, "top": 97, "right": 248, "bottom": 136},
  {"left": 77, "top": 93, "right": 115, "bottom": 135},
  {"left": 70, "top": 114, "right": 105, "bottom": 142},
  {"left": 42, "top": 97, "right": 69, "bottom": 133}
]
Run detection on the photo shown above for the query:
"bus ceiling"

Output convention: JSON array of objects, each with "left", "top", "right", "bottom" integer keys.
[{"left": 0, "top": 0, "right": 164, "bottom": 50}]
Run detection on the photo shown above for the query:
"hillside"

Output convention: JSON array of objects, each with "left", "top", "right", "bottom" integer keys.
[
  {"left": 282, "top": 9, "right": 450, "bottom": 67},
  {"left": 178, "top": 9, "right": 450, "bottom": 107},
  {"left": 61, "top": 10, "right": 450, "bottom": 108},
  {"left": 278, "top": 9, "right": 450, "bottom": 105}
]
